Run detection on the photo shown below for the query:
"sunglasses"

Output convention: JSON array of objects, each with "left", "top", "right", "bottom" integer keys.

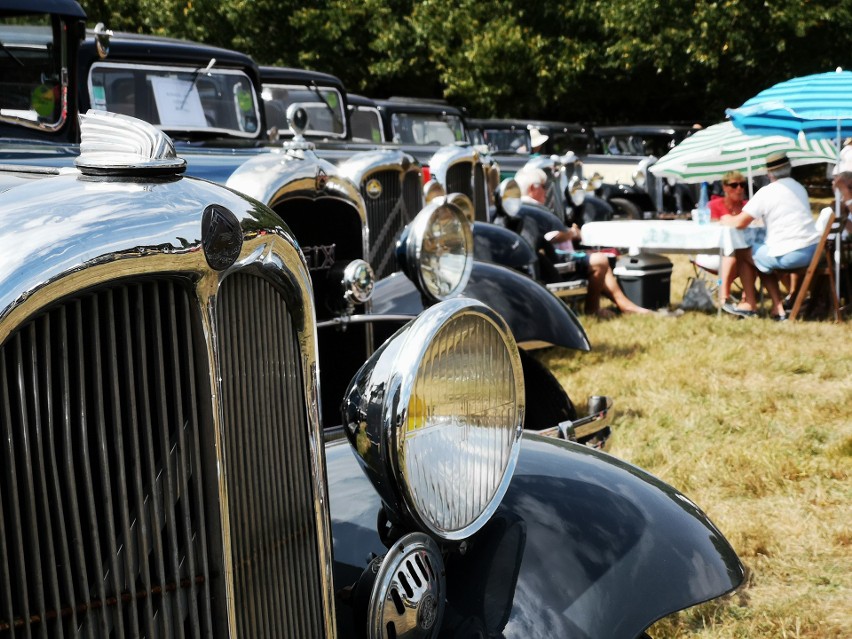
[{"left": 725, "top": 181, "right": 747, "bottom": 189}]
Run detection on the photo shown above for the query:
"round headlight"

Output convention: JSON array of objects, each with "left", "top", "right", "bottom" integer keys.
[
  {"left": 423, "top": 179, "right": 446, "bottom": 204},
  {"left": 568, "top": 176, "right": 586, "bottom": 206},
  {"left": 632, "top": 168, "right": 647, "bottom": 188},
  {"left": 401, "top": 200, "right": 473, "bottom": 301},
  {"left": 589, "top": 172, "right": 604, "bottom": 190},
  {"left": 343, "top": 299, "right": 524, "bottom": 541},
  {"left": 497, "top": 177, "right": 522, "bottom": 217},
  {"left": 342, "top": 259, "right": 375, "bottom": 303},
  {"left": 446, "top": 192, "right": 475, "bottom": 223}
]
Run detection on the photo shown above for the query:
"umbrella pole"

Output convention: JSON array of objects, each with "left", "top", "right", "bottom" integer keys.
[{"left": 836, "top": 121, "right": 843, "bottom": 308}]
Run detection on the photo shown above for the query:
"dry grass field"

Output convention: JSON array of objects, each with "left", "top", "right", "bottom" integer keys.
[{"left": 537, "top": 253, "right": 851, "bottom": 638}]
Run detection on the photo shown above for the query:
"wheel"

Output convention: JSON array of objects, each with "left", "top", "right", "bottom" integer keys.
[
  {"left": 519, "top": 350, "right": 577, "bottom": 430},
  {"left": 608, "top": 197, "right": 642, "bottom": 220}
]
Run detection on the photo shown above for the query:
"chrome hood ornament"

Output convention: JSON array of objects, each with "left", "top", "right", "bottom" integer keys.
[{"left": 75, "top": 110, "right": 187, "bottom": 176}]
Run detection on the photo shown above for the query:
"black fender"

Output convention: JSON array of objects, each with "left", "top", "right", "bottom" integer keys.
[
  {"left": 327, "top": 433, "right": 744, "bottom": 639},
  {"left": 472, "top": 222, "right": 538, "bottom": 277},
  {"left": 599, "top": 183, "right": 656, "bottom": 213},
  {"left": 570, "top": 193, "right": 614, "bottom": 225},
  {"left": 370, "top": 262, "right": 591, "bottom": 352}
]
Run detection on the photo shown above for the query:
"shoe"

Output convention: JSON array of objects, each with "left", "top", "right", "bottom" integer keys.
[
  {"left": 771, "top": 312, "right": 788, "bottom": 322},
  {"left": 782, "top": 296, "right": 796, "bottom": 312},
  {"left": 722, "top": 302, "right": 757, "bottom": 318}
]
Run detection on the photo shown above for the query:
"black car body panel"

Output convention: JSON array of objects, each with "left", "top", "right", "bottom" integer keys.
[{"left": 328, "top": 433, "right": 744, "bottom": 638}]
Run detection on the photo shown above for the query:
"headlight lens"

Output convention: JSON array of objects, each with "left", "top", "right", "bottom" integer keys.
[
  {"left": 343, "top": 299, "right": 524, "bottom": 540},
  {"left": 404, "top": 200, "right": 473, "bottom": 301},
  {"left": 446, "top": 192, "right": 475, "bottom": 223}
]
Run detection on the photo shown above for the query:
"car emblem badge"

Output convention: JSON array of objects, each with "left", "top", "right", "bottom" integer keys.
[
  {"left": 365, "top": 178, "right": 383, "bottom": 199},
  {"left": 316, "top": 167, "right": 328, "bottom": 191},
  {"left": 202, "top": 204, "right": 243, "bottom": 271}
]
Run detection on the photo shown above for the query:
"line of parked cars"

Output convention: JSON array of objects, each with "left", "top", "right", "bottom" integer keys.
[{"left": 0, "top": 2, "right": 743, "bottom": 637}]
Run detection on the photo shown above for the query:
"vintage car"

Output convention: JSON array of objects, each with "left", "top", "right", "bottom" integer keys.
[
  {"left": 584, "top": 124, "right": 699, "bottom": 217},
  {"left": 0, "top": 2, "right": 746, "bottom": 637},
  {"left": 0, "top": 8, "right": 605, "bottom": 432}
]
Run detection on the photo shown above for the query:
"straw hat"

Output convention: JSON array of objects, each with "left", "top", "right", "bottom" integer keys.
[
  {"left": 765, "top": 151, "right": 790, "bottom": 170},
  {"left": 529, "top": 127, "right": 549, "bottom": 149}
]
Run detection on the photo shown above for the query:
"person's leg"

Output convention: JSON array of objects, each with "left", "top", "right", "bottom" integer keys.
[
  {"left": 752, "top": 243, "right": 808, "bottom": 316},
  {"left": 721, "top": 255, "right": 738, "bottom": 300},
  {"left": 732, "top": 247, "right": 759, "bottom": 311},
  {"left": 588, "top": 253, "right": 652, "bottom": 314}
]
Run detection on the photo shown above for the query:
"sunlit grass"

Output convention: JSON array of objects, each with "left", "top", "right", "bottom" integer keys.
[{"left": 536, "top": 253, "right": 852, "bottom": 638}]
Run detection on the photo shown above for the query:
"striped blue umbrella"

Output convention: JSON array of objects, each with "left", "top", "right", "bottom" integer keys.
[{"left": 726, "top": 68, "right": 852, "bottom": 143}]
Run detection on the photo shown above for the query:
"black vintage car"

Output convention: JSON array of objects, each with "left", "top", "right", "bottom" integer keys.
[
  {"left": 0, "top": 3, "right": 745, "bottom": 636},
  {"left": 0, "top": 15, "right": 601, "bottom": 432},
  {"left": 587, "top": 124, "right": 699, "bottom": 217}
]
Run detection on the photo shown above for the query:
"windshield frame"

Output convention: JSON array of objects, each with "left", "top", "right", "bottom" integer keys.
[
  {"left": 261, "top": 82, "right": 348, "bottom": 139},
  {"left": 389, "top": 111, "right": 466, "bottom": 146},
  {"left": 0, "top": 14, "right": 70, "bottom": 133},
  {"left": 87, "top": 60, "right": 263, "bottom": 140}
]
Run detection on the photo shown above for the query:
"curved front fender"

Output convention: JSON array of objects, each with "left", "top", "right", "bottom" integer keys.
[
  {"left": 370, "top": 262, "right": 590, "bottom": 352},
  {"left": 328, "top": 433, "right": 744, "bottom": 639}
]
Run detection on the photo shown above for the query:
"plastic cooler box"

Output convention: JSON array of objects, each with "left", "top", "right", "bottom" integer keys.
[{"left": 613, "top": 252, "right": 673, "bottom": 310}]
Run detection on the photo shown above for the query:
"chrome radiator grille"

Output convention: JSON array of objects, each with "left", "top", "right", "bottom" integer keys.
[
  {"left": 0, "top": 280, "right": 218, "bottom": 638},
  {"left": 365, "top": 169, "right": 407, "bottom": 279},
  {"left": 473, "top": 163, "right": 487, "bottom": 222},
  {"left": 217, "top": 273, "right": 325, "bottom": 637},
  {"left": 445, "top": 162, "right": 473, "bottom": 201}
]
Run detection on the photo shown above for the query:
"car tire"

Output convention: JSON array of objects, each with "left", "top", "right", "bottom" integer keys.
[
  {"left": 609, "top": 197, "right": 642, "bottom": 220},
  {"left": 519, "top": 350, "right": 578, "bottom": 430}
]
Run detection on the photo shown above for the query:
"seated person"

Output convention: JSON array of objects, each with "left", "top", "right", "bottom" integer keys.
[
  {"left": 695, "top": 171, "right": 751, "bottom": 304},
  {"left": 514, "top": 167, "right": 654, "bottom": 317},
  {"left": 719, "top": 153, "right": 819, "bottom": 319}
]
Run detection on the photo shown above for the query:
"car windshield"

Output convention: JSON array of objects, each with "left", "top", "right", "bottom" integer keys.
[
  {"left": 88, "top": 62, "right": 261, "bottom": 139},
  {"left": 550, "top": 131, "right": 593, "bottom": 155},
  {"left": 598, "top": 132, "right": 686, "bottom": 157},
  {"left": 350, "top": 105, "right": 383, "bottom": 142},
  {"left": 262, "top": 83, "right": 346, "bottom": 138},
  {"left": 390, "top": 112, "right": 464, "bottom": 145},
  {"left": 0, "top": 15, "right": 67, "bottom": 132},
  {"left": 481, "top": 129, "right": 530, "bottom": 154}
]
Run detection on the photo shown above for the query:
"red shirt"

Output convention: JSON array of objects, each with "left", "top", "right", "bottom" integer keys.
[{"left": 709, "top": 195, "right": 747, "bottom": 221}]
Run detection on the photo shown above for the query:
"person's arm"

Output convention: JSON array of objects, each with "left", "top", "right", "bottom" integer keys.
[
  {"left": 719, "top": 211, "right": 755, "bottom": 229},
  {"left": 544, "top": 224, "right": 581, "bottom": 245}
]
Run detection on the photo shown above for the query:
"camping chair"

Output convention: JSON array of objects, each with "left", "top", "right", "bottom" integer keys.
[{"left": 785, "top": 207, "right": 850, "bottom": 321}]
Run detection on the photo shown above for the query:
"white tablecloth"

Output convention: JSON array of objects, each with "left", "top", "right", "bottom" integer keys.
[{"left": 580, "top": 220, "right": 749, "bottom": 256}]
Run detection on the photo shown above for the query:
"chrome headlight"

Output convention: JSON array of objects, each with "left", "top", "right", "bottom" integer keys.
[
  {"left": 568, "top": 175, "right": 586, "bottom": 206},
  {"left": 342, "top": 259, "right": 375, "bottom": 303},
  {"left": 446, "top": 192, "right": 475, "bottom": 223},
  {"left": 497, "top": 177, "right": 522, "bottom": 216},
  {"left": 632, "top": 168, "right": 647, "bottom": 188},
  {"left": 588, "top": 172, "right": 604, "bottom": 190},
  {"left": 423, "top": 179, "right": 446, "bottom": 204},
  {"left": 397, "top": 200, "right": 473, "bottom": 302},
  {"left": 343, "top": 299, "right": 524, "bottom": 541}
]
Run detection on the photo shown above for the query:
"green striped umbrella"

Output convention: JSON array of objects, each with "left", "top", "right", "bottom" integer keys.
[{"left": 649, "top": 121, "right": 836, "bottom": 190}]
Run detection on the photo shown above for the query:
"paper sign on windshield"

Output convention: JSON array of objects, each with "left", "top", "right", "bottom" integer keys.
[{"left": 150, "top": 76, "right": 207, "bottom": 128}]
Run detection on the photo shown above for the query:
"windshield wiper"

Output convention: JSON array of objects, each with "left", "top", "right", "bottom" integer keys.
[
  {"left": 180, "top": 57, "right": 216, "bottom": 108},
  {"left": 308, "top": 81, "right": 343, "bottom": 130},
  {"left": 0, "top": 40, "right": 25, "bottom": 67}
]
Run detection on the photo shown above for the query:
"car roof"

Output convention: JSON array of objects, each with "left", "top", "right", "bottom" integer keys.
[
  {"left": 259, "top": 66, "right": 347, "bottom": 93},
  {"left": 4, "top": 0, "right": 85, "bottom": 18},
  {"left": 593, "top": 124, "right": 694, "bottom": 136},
  {"left": 347, "top": 93, "right": 378, "bottom": 108},
  {"left": 374, "top": 97, "right": 464, "bottom": 117},
  {"left": 81, "top": 30, "right": 258, "bottom": 71},
  {"left": 467, "top": 118, "right": 589, "bottom": 134}
]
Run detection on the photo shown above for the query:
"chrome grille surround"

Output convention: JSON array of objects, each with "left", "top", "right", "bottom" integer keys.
[
  {"left": 0, "top": 174, "right": 335, "bottom": 638},
  {"left": 428, "top": 145, "right": 490, "bottom": 223},
  {"left": 338, "top": 149, "right": 422, "bottom": 280}
]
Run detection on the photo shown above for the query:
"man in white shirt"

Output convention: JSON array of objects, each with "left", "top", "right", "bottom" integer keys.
[{"left": 720, "top": 152, "right": 819, "bottom": 320}]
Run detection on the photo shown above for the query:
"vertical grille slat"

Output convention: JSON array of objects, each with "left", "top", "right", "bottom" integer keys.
[
  {"left": 365, "top": 169, "right": 407, "bottom": 279},
  {"left": 1, "top": 280, "right": 219, "bottom": 638},
  {"left": 446, "top": 162, "right": 473, "bottom": 200},
  {"left": 473, "top": 163, "right": 487, "bottom": 222},
  {"left": 103, "top": 290, "right": 141, "bottom": 639},
  {"left": 218, "top": 272, "right": 325, "bottom": 638}
]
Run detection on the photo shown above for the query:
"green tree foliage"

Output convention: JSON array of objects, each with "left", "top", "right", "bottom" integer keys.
[{"left": 78, "top": 0, "right": 852, "bottom": 124}]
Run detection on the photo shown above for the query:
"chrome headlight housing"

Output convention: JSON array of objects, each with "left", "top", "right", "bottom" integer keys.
[
  {"left": 567, "top": 175, "right": 586, "bottom": 206},
  {"left": 423, "top": 179, "right": 446, "bottom": 204},
  {"left": 632, "top": 167, "right": 647, "bottom": 188},
  {"left": 343, "top": 299, "right": 525, "bottom": 541},
  {"left": 497, "top": 177, "right": 522, "bottom": 217},
  {"left": 445, "top": 192, "right": 475, "bottom": 223},
  {"left": 588, "top": 171, "right": 604, "bottom": 190},
  {"left": 396, "top": 200, "right": 473, "bottom": 302}
]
